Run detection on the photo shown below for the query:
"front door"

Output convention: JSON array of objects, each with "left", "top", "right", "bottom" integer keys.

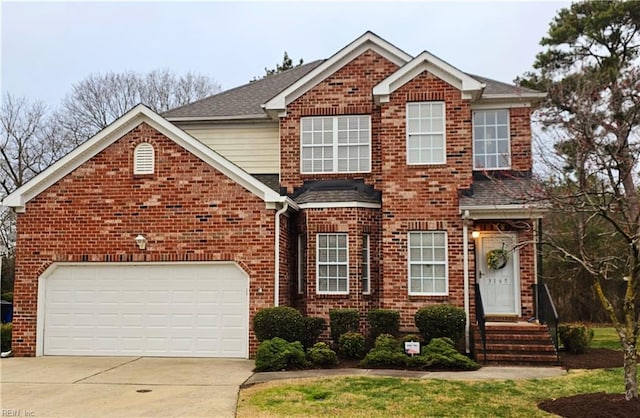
[{"left": 477, "top": 232, "right": 520, "bottom": 315}]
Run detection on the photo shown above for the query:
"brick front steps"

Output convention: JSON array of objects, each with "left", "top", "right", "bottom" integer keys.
[{"left": 472, "top": 322, "right": 559, "bottom": 366}]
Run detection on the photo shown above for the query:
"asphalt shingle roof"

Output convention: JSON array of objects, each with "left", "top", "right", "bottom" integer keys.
[
  {"left": 467, "top": 74, "right": 543, "bottom": 96},
  {"left": 459, "top": 178, "right": 547, "bottom": 207},
  {"left": 164, "top": 60, "right": 325, "bottom": 119},
  {"left": 291, "top": 180, "right": 381, "bottom": 205}
]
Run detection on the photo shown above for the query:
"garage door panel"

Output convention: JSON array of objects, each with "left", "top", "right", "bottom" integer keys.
[{"left": 43, "top": 263, "right": 248, "bottom": 357}]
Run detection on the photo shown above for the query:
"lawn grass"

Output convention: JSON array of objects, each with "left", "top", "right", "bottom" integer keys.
[
  {"left": 237, "top": 368, "right": 623, "bottom": 417},
  {"left": 590, "top": 326, "right": 621, "bottom": 351}
]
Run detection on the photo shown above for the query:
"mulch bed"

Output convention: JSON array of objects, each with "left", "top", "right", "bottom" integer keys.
[{"left": 539, "top": 348, "right": 640, "bottom": 417}]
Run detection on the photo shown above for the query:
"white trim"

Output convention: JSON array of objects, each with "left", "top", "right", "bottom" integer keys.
[
  {"left": 36, "top": 261, "right": 250, "bottom": 358},
  {"left": 316, "top": 233, "right": 349, "bottom": 295},
  {"left": 459, "top": 205, "right": 548, "bottom": 220},
  {"left": 298, "top": 201, "right": 381, "bottom": 209},
  {"left": 471, "top": 101, "right": 534, "bottom": 110},
  {"left": 406, "top": 101, "right": 446, "bottom": 165},
  {"left": 2, "top": 104, "right": 283, "bottom": 212},
  {"left": 373, "top": 51, "right": 485, "bottom": 103},
  {"left": 407, "top": 231, "right": 449, "bottom": 296},
  {"left": 264, "top": 32, "right": 412, "bottom": 113}
]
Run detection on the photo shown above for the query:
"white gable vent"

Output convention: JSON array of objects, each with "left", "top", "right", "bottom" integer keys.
[{"left": 134, "top": 142, "right": 155, "bottom": 175}]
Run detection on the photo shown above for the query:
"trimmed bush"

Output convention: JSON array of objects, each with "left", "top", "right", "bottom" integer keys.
[
  {"left": 301, "top": 316, "right": 327, "bottom": 348},
  {"left": 415, "top": 304, "right": 466, "bottom": 343},
  {"left": 559, "top": 323, "right": 594, "bottom": 354},
  {"left": 367, "top": 309, "right": 400, "bottom": 338},
  {"left": 421, "top": 337, "right": 479, "bottom": 370},
  {"left": 252, "top": 306, "right": 324, "bottom": 348},
  {"left": 338, "top": 332, "right": 366, "bottom": 359},
  {"left": 329, "top": 309, "right": 360, "bottom": 343},
  {"left": 254, "top": 337, "right": 309, "bottom": 372},
  {"left": 401, "top": 334, "right": 421, "bottom": 344},
  {"left": 360, "top": 333, "right": 405, "bottom": 368},
  {"left": 1, "top": 323, "right": 11, "bottom": 352},
  {"left": 306, "top": 342, "right": 338, "bottom": 367},
  {"left": 1, "top": 292, "right": 12, "bottom": 303}
]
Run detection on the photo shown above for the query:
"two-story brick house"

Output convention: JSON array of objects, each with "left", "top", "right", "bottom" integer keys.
[{"left": 3, "top": 32, "right": 554, "bottom": 362}]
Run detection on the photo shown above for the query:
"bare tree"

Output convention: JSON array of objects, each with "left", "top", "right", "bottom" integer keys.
[
  {"left": 522, "top": 1, "right": 640, "bottom": 399},
  {"left": 57, "top": 69, "right": 221, "bottom": 143}
]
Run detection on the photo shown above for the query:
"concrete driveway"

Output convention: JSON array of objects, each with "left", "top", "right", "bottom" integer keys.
[{"left": 0, "top": 356, "right": 254, "bottom": 417}]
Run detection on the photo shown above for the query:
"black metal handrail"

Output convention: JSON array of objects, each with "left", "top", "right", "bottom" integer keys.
[
  {"left": 474, "top": 283, "right": 487, "bottom": 362},
  {"left": 533, "top": 283, "right": 559, "bottom": 355}
]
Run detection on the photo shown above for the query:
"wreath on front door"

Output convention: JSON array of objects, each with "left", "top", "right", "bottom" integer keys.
[{"left": 487, "top": 246, "right": 509, "bottom": 270}]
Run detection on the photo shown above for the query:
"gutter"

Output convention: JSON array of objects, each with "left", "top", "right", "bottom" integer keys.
[{"left": 274, "top": 200, "right": 290, "bottom": 306}]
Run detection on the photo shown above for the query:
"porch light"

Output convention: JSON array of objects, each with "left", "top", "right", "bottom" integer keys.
[
  {"left": 135, "top": 235, "right": 147, "bottom": 250},
  {"left": 471, "top": 231, "right": 480, "bottom": 239}
]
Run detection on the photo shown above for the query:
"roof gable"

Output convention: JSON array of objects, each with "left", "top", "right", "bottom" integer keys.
[
  {"left": 2, "top": 104, "right": 283, "bottom": 212},
  {"left": 373, "top": 51, "right": 486, "bottom": 103},
  {"left": 263, "top": 31, "right": 412, "bottom": 116}
]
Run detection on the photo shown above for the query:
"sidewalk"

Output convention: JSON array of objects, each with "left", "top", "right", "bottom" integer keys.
[{"left": 243, "top": 366, "right": 566, "bottom": 387}]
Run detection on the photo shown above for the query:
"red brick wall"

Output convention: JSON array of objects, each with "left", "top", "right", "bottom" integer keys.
[
  {"left": 377, "top": 71, "right": 474, "bottom": 330},
  {"left": 279, "top": 50, "right": 399, "bottom": 193},
  {"left": 12, "top": 122, "right": 277, "bottom": 357},
  {"left": 510, "top": 107, "right": 533, "bottom": 172},
  {"left": 298, "top": 207, "right": 381, "bottom": 340}
]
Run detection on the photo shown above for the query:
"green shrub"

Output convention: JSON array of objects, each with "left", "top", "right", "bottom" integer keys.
[
  {"left": 367, "top": 309, "right": 400, "bottom": 338},
  {"left": 1, "top": 323, "right": 12, "bottom": 352},
  {"left": 329, "top": 309, "right": 360, "bottom": 343},
  {"left": 415, "top": 304, "right": 466, "bottom": 343},
  {"left": 254, "top": 337, "right": 309, "bottom": 372},
  {"left": 401, "top": 334, "right": 421, "bottom": 344},
  {"left": 252, "top": 306, "right": 324, "bottom": 348},
  {"left": 360, "top": 349, "right": 407, "bottom": 368},
  {"left": 360, "top": 333, "right": 405, "bottom": 368},
  {"left": 372, "top": 333, "right": 401, "bottom": 352},
  {"left": 1, "top": 292, "right": 12, "bottom": 303},
  {"left": 306, "top": 342, "right": 338, "bottom": 367},
  {"left": 559, "top": 323, "right": 594, "bottom": 354},
  {"left": 421, "top": 337, "right": 479, "bottom": 370},
  {"left": 338, "top": 332, "right": 366, "bottom": 359},
  {"left": 301, "top": 316, "right": 326, "bottom": 348}
]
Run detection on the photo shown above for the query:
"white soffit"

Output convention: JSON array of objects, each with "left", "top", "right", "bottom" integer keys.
[
  {"left": 373, "top": 51, "right": 486, "bottom": 103},
  {"left": 263, "top": 31, "right": 412, "bottom": 113},
  {"left": 2, "top": 104, "right": 283, "bottom": 212}
]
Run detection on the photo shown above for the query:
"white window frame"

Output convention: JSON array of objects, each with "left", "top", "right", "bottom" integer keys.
[
  {"left": 472, "top": 109, "right": 511, "bottom": 170},
  {"left": 362, "top": 234, "right": 371, "bottom": 294},
  {"left": 406, "top": 102, "right": 446, "bottom": 165},
  {"left": 300, "top": 115, "right": 371, "bottom": 174},
  {"left": 316, "top": 233, "right": 349, "bottom": 295},
  {"left": 297, "top": 234, "right": 305, "bottom": 295},
  {"left": 408, "top": 231, "right": 448, "bottom": 296},
  {"left": 133, "top": 142, "right": 155, "bottom": 175}
]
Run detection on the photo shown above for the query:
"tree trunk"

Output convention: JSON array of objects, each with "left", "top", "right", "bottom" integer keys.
[{"left": 623, "top": 338, "right": 638, "bottom": 400}]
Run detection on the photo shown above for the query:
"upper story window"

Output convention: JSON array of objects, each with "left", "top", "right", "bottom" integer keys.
[
  {"left": 133, "top": 142, "right": 155, "bottom": 175},
  {"left": 316, "top": 233, "right": 349, "bottom": 294},
  {"left": 473, "top": 110, "right": 510, "bottom": 170},
  {"left": 406, "top": 102, "right": 445, "bottom": 165},
  {"left": 408, "top": 231, "right": 448, "bottom": 296},
  {"left": 301, "top": 115, "right": 370, "bottom": 174}
]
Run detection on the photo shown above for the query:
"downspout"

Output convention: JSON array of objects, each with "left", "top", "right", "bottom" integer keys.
[
  {"left": 462, "top": 210, "right": 471, "bottom": 354},
  {"left": 274, "top": 201, "right": 289, "bottom": 306}
]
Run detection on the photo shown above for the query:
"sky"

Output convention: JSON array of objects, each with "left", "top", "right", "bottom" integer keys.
[{"left": 1, "top": 0, "right": 571, "bottom": 110}]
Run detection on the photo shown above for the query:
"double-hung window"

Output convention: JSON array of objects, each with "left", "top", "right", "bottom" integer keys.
[
  {"left": 406, "top": 102, "right": 445, "bottom": 164},
  {"left": 316, "top": 233, "right": 348, "bottom": 294},
  {"left": 301, "top": 116, "right": 370, "bottom": 173},
  {"left": 362, "top": 234, "right": 370, "bottom": 294},
  {"left": 473, "top": 109, "right": 510, "bottom": 170},
  {"left": 408, "top": 231, "right": 448, "bottom": 295}
]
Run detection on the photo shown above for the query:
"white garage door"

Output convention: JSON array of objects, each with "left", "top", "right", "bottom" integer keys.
[{"left": 41, "top": 263, "right": 248, "bottom": 357}]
